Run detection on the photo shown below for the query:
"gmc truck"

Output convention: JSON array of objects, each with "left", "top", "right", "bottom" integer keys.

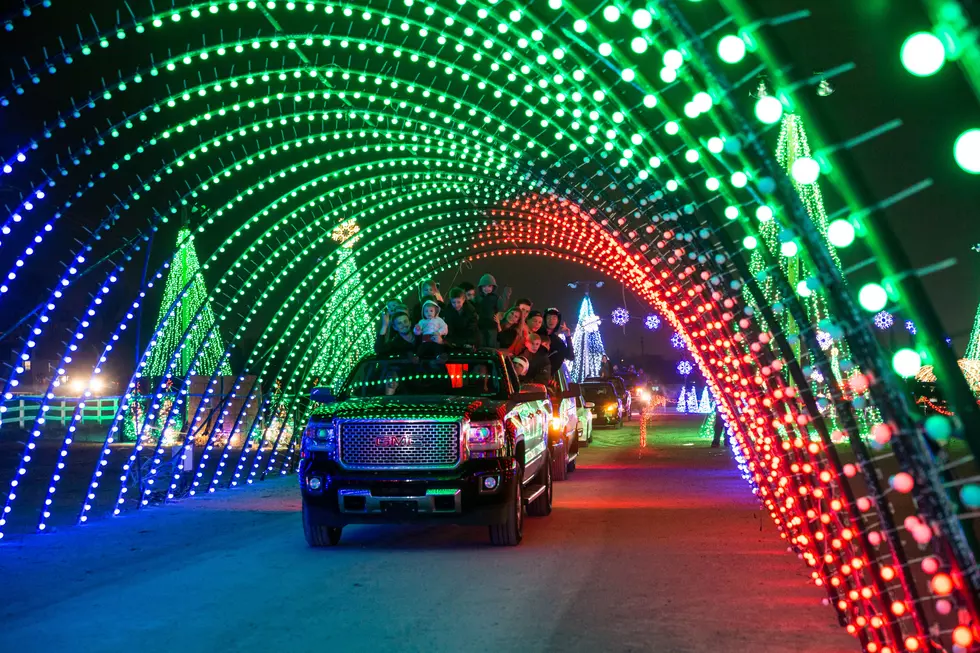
[{"left": 298, "top": 349, "right": 554, "bottom": 547}]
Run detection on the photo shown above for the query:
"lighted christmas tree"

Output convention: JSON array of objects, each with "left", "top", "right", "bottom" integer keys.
[
  {"left": 965, "top": 298, "right": 980, "bottom": 362},
  {"left": 748, "top": 110, "right": 838, "bottom": 331},
  {"left": 144, "top": 226, "right": 232, "bottom": 378},
  {"left": 677, "top": 386, "right": 688, "bottom": 414},
  {"left": 698, "top": 387, "right": 713, "bottom": 413},
  {"left": 569, "top": 293, "right": 606, "bottom": 383},
  {"left": 686, "top": 386, "right": 700, "bottom": 413},
  {"left": 916, "top": 292, "right": 980, "bottom": 396},
  {"left": 744, "top": 103, "right": 883, "bottom": 435},
  {"left": 309, "top": 219, "right": 375, "bottom": 388}
]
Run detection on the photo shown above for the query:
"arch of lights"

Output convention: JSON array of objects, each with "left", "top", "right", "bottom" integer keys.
[{"left": 0, "top": 1, "right": 978, "bottom": 650}]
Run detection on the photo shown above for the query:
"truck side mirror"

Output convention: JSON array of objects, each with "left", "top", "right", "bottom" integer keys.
[{"left": 310, "top": 387, "right": 336, "bottom": 404}]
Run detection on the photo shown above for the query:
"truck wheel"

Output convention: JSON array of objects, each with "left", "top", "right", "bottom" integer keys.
[
  {"left": 303, "top": 502, "right": 343, "bottom": 547},
  {"left": 527, "top": 452, "right": 553, "bottom": 517},
  {"left": 489, "top": 469, "right": 524, "bottom": 546},
  {"left": 551, "top": 441, "right": 568, "bottom": 482}
]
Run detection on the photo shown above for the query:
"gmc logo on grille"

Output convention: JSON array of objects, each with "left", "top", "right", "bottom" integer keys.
[{"left": 375, "top": 435, "right": 416, "bottom": 447}]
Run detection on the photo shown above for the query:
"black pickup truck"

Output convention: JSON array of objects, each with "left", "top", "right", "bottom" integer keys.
[{"left": 298, "top": 349, "right": 554, "bottom": 547}]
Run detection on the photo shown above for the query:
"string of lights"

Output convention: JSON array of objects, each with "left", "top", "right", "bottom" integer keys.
[{"left": 0, "top": 2, "right": 975, "bottom": 649}]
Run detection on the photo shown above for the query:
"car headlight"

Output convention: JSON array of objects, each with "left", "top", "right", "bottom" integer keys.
[
  {"left": 303, "top": 422, "right": 337, "bottom": 453},
  {"left": 549, "top": 416, "right": 563, "bottom": 431},
  {"left": 467, "top": 420, "right": 505, "bottom": 452},
  {"left": 605, "top": 403, "right": 618, "bottom": 412}
]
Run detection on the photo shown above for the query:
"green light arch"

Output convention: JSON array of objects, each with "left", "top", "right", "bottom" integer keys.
[{"left": 0, "top": 1, "right": 979, "bottom": 649}]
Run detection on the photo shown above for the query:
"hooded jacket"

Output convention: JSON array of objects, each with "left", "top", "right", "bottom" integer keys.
[
  {"left": 411, "top": 290, "right": 445, "bottom": 324},
  {"left": 473, "top": 274, "right": 511, "bottom": 330},
  {"left": 414, "top": 300, "right": 449, "bottom": 342},
  {"left": 443, "top": 299, "right": 481, "bottom": 347},
  {"left": 543, "top": 308, "right": 575, "bottom": 369}
]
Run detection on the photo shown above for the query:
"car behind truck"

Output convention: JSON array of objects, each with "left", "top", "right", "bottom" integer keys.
[{"left": 299, "top": 349, "right": 555, "bottom": 547}]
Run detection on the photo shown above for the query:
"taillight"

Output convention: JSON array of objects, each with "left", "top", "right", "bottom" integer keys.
[{"left": 466, "top": 420, "right": 505, "bottom": 452}]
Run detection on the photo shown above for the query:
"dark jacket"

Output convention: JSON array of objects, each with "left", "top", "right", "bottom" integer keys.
[
  {"left": 498, "top": 325, "right": 521, "bottom": 349},
  {"left": 375, "top": 333, "right": 417, "bottom": 356},
  {"left": 525, "top": 347, "right": 552, "bottom": 385},
  {"left": 544, "top": 330, "right": 574, "bottom": 371},
  {"left": 443, "top": 301, "right": 481, "bottom": 347},
  {"left": 599, "top": 360, "right": 614, "bottom": 378},
  {"left": 474, "top": 291, "right": 504, "bottom": 330},
  {"left": 474, "top": 284, "right": 511, "bottom": 330},
  {"left": 541, "top": 310, "right": 574, "bottom": 370}
]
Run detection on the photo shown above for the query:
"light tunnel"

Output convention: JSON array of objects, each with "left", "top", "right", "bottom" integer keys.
[{"left": 0, "top": 0, "right": 978, "bottom": 650}]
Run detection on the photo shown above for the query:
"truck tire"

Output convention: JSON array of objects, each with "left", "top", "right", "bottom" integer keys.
[
  {"left": 303, "top": 502, "right": 343, "bottom": 547},
  {"left": 551, "top": 441, "right": 568, "bottom": 482},
  {"left": 489, "top": 469, "right": 524, "bottom": 546},
  {"left": 527, "top": 452, "right": 553, "bottom": 517}
]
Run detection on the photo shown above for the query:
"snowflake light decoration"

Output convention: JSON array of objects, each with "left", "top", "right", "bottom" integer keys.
[
  {"left": 816, "top": 330, "right": 833, "bottom": 351},
  {"left": 611, "top": 307, "right": 630, "bottom": 326},
  {"left": 670, "top": 332, "right": 685, "bottom": 349},
  {"left": 677, "top": 360, "right": 694, "bottom": 376},
  {"left": 906, "top": 320, "right": 917, "bottom": 335},
  {"left": 873, "top": 311, "right": 894, "bottom": 330},
  {"left": 645, "top": 314, "right": 661, "bottom": 330}
]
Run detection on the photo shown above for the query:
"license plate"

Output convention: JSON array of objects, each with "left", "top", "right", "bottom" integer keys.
[{"left": 381, "top": 500, "right": 419, "bottom": 515}]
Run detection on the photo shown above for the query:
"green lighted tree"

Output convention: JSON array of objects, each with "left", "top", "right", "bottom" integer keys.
[
  {"left": 309, "top": 219, "right": 375, "bottom": 388},
  {"left": 144, "top": 227, "right": 232, "bottom": 378},
  {"left": 747, "top": 107, "right": 879, "bottom": 434},
  {"left": 749, "top": 112, "right": 838, "bottom": 330},
  {"left": 965, "top": 298, "right": 980, "bottom": 362}
]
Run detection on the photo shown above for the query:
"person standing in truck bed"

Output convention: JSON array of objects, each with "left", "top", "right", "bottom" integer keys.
[{"left": 474, "top": 273, "right": 511, "bottom": 349}]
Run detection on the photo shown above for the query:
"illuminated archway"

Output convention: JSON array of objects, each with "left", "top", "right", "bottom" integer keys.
[{"left": 0, "top": 1, "right": 978, "bottom": 649}]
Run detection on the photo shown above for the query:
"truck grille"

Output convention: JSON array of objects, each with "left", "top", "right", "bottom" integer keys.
[{"left": 338, "top": 421, "right": 461, "bottom": 468}]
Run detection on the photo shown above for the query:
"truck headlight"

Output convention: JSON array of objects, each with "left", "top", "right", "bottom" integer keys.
[
  {"left": 549, "top": 416, "right": 563, "bottom": 431},
  {"left": 466, "top": 420, "right": 505, "bottom": 452},
  {"left": 303, "top": 422, "right": 337, "bottom": 453},
  {"left": 605, "top": 403, "right": 618, "bottom": 413}
]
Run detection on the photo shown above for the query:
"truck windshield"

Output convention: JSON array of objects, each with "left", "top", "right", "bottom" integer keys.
[{"left": 340, "top": 355, "right": 506, "bottom": 399}]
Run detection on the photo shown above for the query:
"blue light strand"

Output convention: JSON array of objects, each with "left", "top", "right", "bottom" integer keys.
[{"left": 31, "top": 266, "right": 128, "bottom": 532}]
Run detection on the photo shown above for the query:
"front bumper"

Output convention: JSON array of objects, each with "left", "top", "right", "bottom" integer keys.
[{"left": 298, "top": 455, "right": 518, "bottom": 527}]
